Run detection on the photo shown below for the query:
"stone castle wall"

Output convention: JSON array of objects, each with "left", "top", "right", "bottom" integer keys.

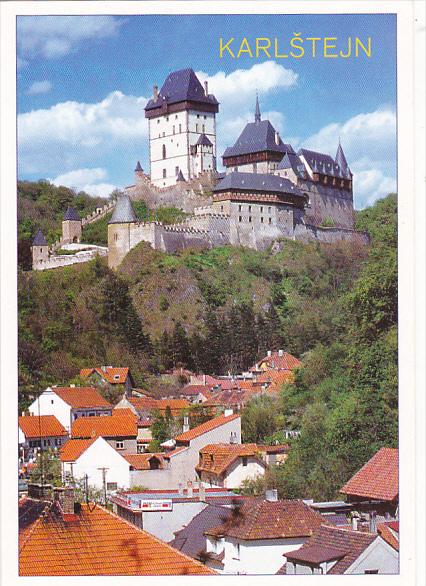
[
  {"left": 294, "top": 222, "right": 369, "bottom": 246},
  {"left": 298, "top": 180, "right": 355, "bottom": 229},
  {"left": 33, "top": 247, "right": 108, "bottom": 271}
]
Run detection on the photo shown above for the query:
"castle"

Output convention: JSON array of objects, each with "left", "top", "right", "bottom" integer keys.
[{"left": 32, "top": 68, "right": 368, "bottom": 272}]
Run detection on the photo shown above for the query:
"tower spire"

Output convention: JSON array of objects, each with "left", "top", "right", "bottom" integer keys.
[{"left": 255, "top": 92, "right": 261, "bottom": 123}]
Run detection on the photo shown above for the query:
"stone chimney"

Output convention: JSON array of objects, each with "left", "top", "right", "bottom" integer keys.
[
  {"left": 199, "top": 483, "right": 206, "bottom": 501},
  {"left": 182, "top": 415, "right": 190, "bottom": 433},
  {"left": 28, "top": 483, "right": 53, "bottom": 501},
  {"left": 275, "top": 131, "right": 280, "bottom": 145},
  {"left": 153, "top": 84, "right": 159, "bottom": 100},
  {"left": 278, "top": 349, "right": 284, "bottom": 357},
  {"left": 204, "top": 81, "right": 209, "bottom": 97},
  {"left": 187, "top": 481, "right": 193, "bottom": 498},
  {"left": 267, "top": 350, "right": 272, "bottom": 357},
  {"left": 265, "top": 489, "right": 278, "bottom": 502},
  {"left": 369, "top": 510, "right": 377, "bottom": 533},
  {"left": 54, "top": 486, "right": 77, "bottom": 518}
]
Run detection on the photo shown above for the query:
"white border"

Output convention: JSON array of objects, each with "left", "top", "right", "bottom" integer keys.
[{"left": 1, "top": 2, "right": 424, "bottom": 586}]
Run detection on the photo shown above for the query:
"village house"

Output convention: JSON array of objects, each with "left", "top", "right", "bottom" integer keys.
[
  {"left": 19, "top": 485, "right": 215, "bottom": 576},
  {"left": 340, "top": 447, "right": 399, "bottom": 518},
  {"left": 196, "top": 443, "right": 267, "bottom": 489},
  {"left": 19, "top": 415, "right": 68, "bottom": 463},
  {"left": 377, "top": 521, "right": 399, "bottom": 552},
  {"left": 114, "top": 395, "right": 189, "bottom": 418},
  {"left": 28, "top": 386, "right": 112, "bottom": 431},
  {"left": 135, "top": 417, "right": 153, "bottom": 452},
  {"left": 60, "top": 436, "right": 131, "bottom": 492},
  {"left": 71, "top": 409, "right": 138, "bottom": 455},
  {"left": 80, "top": 366, "right": 135, "bottom": 395},
  {"left": 250, "top": 349, "right": 301, "bottom": 374},
  {"left": 282, "top": 524, "right": 399, "bottom": 575}
]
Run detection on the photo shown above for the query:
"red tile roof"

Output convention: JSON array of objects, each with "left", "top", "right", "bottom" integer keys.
[
  {"left": 340, "top": 448, "right": 398, "bottom": 502},
  {"left": 80, "top": 367, "right": 130, "bottom": 384},
  {"left": 128, "top": 397, "right": 189, "bottom": 416},
  {"left": 206, "top": 499, "right": 324, "bottom": 540},
  {"left": 175, "top": 413, "right": 240, "bottom": 444},
  {"left": 19, "top": 502, "right": 215, "bottom": 575},
  {"left": 19, "top": 415, "right": 68, "bottom": 439},
  {"left": 124, "top": 453, "right": 166, "bottom": 470},
  {"left": 203, "top": 388, "right": 259, "bottom": 408},
  {"left": 59, "top": 438, "right": 97, "bottom": 462},
  {"left": 196, "top": 443, "right": 264, "bottom": 476},
  {"left": 377, "top": 522, "right": 399, "bottom": 551},
  {"left": 285, "top": 524, "right": 377, "bottom": 574},
  {"left": 53, "top": 387, "right": 111, "bottom": 409},
  {"left": 253, "top": 351, "right": 301, "bottom": 372},
  {"left": 71, "top": 412, "right": 137, "bottom": 439}
]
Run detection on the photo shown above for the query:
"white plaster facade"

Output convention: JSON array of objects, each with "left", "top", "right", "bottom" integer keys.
[
  {"left": 149, "top": 109, "right": 216, "bottom": 187},
  {"left": 200, "top": 457, "right": 266, "bottom": 489},
  {"left": 61, "top": 436, "right": 130, "bottom": 491}
]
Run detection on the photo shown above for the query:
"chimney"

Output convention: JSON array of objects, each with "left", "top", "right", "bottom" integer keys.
[
  {"left": 183, "top": 415, "right": 190, "bottom": 433},
  {"left": 54, "top": 486, "right": 77, "bottom": 518},
  {"left": 352, "top": 515, "right": 359, "bottom": 531},
  {"left": 275, "top": 131, "right": 280, "bottom": 145},
  {"left": 187, "top": 481, "right": 193, "bottom": 498},
  {"left": 204, "top": 81, "right": 209, "bottom": 97},
  {"left": 203, "top": 374, "right": 206, "bottom": 385},
  {"left": 28, "top": 483, "right": 53, "bottom": 500},
  {"left": 153, "top": 84, "right": 158, "bottom": 100},
  {"left": 369, "top": 510, "right": 377, "bottom": 533},
  {"left": 278, "top": 349, "right": 284, "bottom": 357},
  {"left": 267, "top": 350, "right": 272, "bottom": 357},
  {"left": 265, "top": 489, "right": 278, "bottom": 502},
  {"left": 224, "top": 408, "right": 234, "bottom": 417},
  {"left": 199, "top": 483, "right": 206, "bottom": 501},
  {"left": 70, "top": 384, "right": 75, "bottom": 388},
  {"left": 178, "top": 482, "right": 184, "bottom": 496}
]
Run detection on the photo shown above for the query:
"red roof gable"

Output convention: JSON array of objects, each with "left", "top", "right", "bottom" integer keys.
[
  {"left": 254, "top": 351, "right": 301, "bottom": 371},
  {"left": 340, "top": 448, "right": 398, "bottom": 502},
  {"left": 71, "top": 412, "right": 137, "bottom": 439},
  {"left": 53, "top": 387, "right": 111, "bottom": 409},
  {"left": 80, "top": 367, "right": 130, "bottom": 384},
  {"left": 60, "top": 438, "right": 97, "bottom": 462},
  {"left": 19, "top": 415, "right": 68, "bottom": 439},
  {"left": 175, "top": 413, "right": 240, "bottom": 443}
]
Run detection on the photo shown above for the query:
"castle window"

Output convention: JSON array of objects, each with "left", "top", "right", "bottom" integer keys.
[
  {"left": 162, "top": 132, "right": 165, "bottom": 137},
  {"left": 40, "top": 248, "right": 43, "bottom": 253},
  {"left": 239, "top": 216, "right": 242, "bottom": 222},
  {"left": 260, "top": 206, "right": 263, "bottom": 213},
  {"left": 221, "top": 205, "right": 224, "bottom": 212},
  {"left": 163, "top": 169, "right": 166, "bottom": 178},
  {"left": 114, "top": 233, "right": 118, "bottom": 241},
  {"left": 162, "top": 144, "right": 166, "bottom": 159},
  {"left": 197, "top": 114, "right": 200, "bottom": 118},
  {"left": 157, "top": 119, "right": 160, "bottom": 124},
  {"left": 238, "top": 205, "right": 242, "bottom": 212},
  {"left": 261, "top": 217, "right": 264, "bottom": 223},
  {"left": 175, "top": 166, "right": 179, "bottom": 175},
  {"left": 204, "top": 115, "right": 207, "bottom": 119},
  {"left": 196, "top": 124, "right": 199, "bottom": 132},
  {"left": 166, "top": 116, "right": 169, "bottom": 122},
  {"left": 248, "top": 205, "right": 252, "bottom": 212},
  {"left": 173, "top": 126, "right": 175, "bottom": 134},
  {"left": 249, "top": 216, "right": 252, "bottom": 223},
  {"left": 268, "top": 207, "right": 272, "bottom": 213},
  {"left": 175, "top": 114, "right": 178, "bottom": 119},
  {"left": 179, "top": 124, "right": 182, "bottom": 133},
  {"left": 202, "top": 124, "right": 205, "bottom": 133},
  {"left": 269, "top": 217, "right": 272, "bottom": 224}
]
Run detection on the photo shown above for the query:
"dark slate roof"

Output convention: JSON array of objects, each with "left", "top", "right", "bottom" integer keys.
[
  {"left": 223, "top": 119, "right": 287, "bottom": 159},
  {"left": 109, "top": 195, "right": 137, "bottom": 224},
  {"left": 277, "top": 152, "right": 307, "bottom": 178},
  {"left": 298, "top": 148, "right": 345, "bottom": 178},
  {"left": 169, "top": 504, "right": 233, "bottom": 560},
  {"left": 145, "top": 69, "right": 218, "bottom": 112},
  {"left": 335, "top": 141, "right": 349, "bottom": 172},
  {"left": 176, "top": 169, "right": 186, "bottom": 182},
  {"left": 213, "top": 171, "right": 304, "bottom": 197},
  {"left": 196, "top": 133, "right": 213, "bottom": 147},
  {"left": 135, "top": 161, "right": 143, "bottom": 172},
  {"left": 63, "top": 207, "right": 81, "bottom": 221},
  {"left": 32, "top": 229, "right": 48, "bottom": 246}
]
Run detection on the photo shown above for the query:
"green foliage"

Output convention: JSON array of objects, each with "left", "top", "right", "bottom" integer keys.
[
  {"left": 29, "top": 449, "right": 62, "bottom": 486},
  {"left": 321, "top": 217, "right": 335, "bottom": 228},
  {"left": 242, "top": 395, "right": 279, "bottom": 443}
]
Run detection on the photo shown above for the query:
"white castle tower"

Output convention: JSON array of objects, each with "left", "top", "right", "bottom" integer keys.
[{"left": 144, "top": 68, "right": 219, "bottom": 187}]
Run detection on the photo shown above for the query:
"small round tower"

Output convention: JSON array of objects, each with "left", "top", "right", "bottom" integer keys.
[
  {"left": 62, "top": 206, "right": 82, "bottom": 244},
  {"left": 108, "top": 194, "right": 138, "bottom": 269},
  {"left": 32, "top": 229, "right": 49, "bottom": 269}
]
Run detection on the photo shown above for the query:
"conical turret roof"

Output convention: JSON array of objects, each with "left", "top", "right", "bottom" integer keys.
[
  {"left": 255, "top": 94, "right": 261, "bottom": 123},
  {"left": 135, "top": 161, "right": 143, "bottom": 172},
  {"left": 32, "top": 229, "right": 48, "bottom": 246},
  {"left": 63, "top": 206, "right": 81, "bottom": 221},
  {"left": 176, "top": 169, "right": 186, "bottom": 182},
  {"left": 109, "top": 194, "right": 137, "bottom": 224},
  {"left": 335, "top": 140, "right": 349, "bottom": 173}
]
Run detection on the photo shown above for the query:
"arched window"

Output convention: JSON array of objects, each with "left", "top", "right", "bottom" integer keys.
[{"left": 162, "top": 144, "right": 166, "bottom": 159}]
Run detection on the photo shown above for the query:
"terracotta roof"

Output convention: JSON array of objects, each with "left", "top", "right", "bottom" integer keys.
[
  {"left": 19, "top": 498, "right": 51, "bottom": 547},
  {"left": 59, "top": 438, "right": 97, "bottom": 462},
  {"left": 19, "top": 502, "right": 215, "bottom": 576},
  {"left": 180, "top": 384, "right": 212, "bottom": 396},
  {"left": 175, "top": 413, "right": 240, "bottom": 444},
  {"left": 285, "top": 524, "right": 377, "bottom": 574},
  {"left": 255, "top": 351, "right": 301, "bottom": 371},
  {"left": 53, "top": 387, "right": 111, "bottom": 409},
  {"left": 377, "top": 522, "right": 399, "bottom": 551},
  {"left": 203, "top": 388, "right": 259, "bottom": 408},
  {"left": 80, "top": 367, "right": 130, "bottom": 384},
  {"left": 256, "top": 370, "right": 295, "bottom": 390},
  {"left": 258, "top": 444, "right": 290, "bottom": 453},
  {"left": 206, "top": 499, "right": 324, "bottom": 540},
  {"left": 19, "top": 415, "right": 68, "bottom": 439},
  {"left": 129, "top": 397, "right": 189, "bottom": 416},
  {"left": 196, "top": 443, "right": 264, "bottom": 476},
  {"left": 124, "top": 453, "right": 166, "bottom": 470},
  {"left": 71, "top": 412, "right": 137, "bottom": 439},
  {"left": 340, "top": 448, "right": 398, "bottom": 502}
]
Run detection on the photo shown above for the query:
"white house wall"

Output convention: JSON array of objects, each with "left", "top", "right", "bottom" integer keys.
[
  {"left": 344, "top": 537, "right": 399, "bottom": 575},
  {"left": 141, "top": 501, "right": 208, "bottom": 542},
  {"left": 28, "top": 389, "right": 72, "bottom": 431},
  {"left": 223, "top": 457, "right": 265, "bottom": 489}
]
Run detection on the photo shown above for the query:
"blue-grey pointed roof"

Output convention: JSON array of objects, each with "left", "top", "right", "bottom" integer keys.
[
  {"left": 222, "top": 120, "right": 287, "bottom": 159},
  {"left": 109, "top": 195, "right": 137, "bottom": 224},
  {"left": 63, "top": 206, "right": 81, "bottom": 221},
  {"left": 277, "top": 151, "right": 307, "bottom": 178},
  {"left": 335, "top": 141, "right": 349, "bottom": 172},
  {"left": 195, "top": 133, "right": 213, "bottom": 147},
  {"left": 213, "top": 171, "right": 305, "bottom": 198},
  {"left": 255, "top": 94, "right": 261, "bottom": 123},
  {"left": 135, "top": 160, "right": 143, "bottom": 172},
  {"left": 176, "top": 169, "right": 186, "bottom": 182},
  {"left": 145, "top": 68, "right": 219, "bottom": 112},
  {"left": 299, "top": 148, "right": 346, "bottom": 178},
  {"left": 32, "top": 229, "right": 48, "bottom": 246}
]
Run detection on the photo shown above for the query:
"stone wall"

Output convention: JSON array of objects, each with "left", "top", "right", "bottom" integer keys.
[
  {"left": 33, "top": 247, "right": 108, "bottom": 271},
  {"left": 298, "top": 180, "right": 355, "bottom": 229},
  {"left": 294, "top": 222, "right": 369, "bottom": 246}
]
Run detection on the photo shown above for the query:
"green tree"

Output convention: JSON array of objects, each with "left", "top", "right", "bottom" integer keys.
[{"left": 241, "top": 395, "right": 279, "bottom": 443}]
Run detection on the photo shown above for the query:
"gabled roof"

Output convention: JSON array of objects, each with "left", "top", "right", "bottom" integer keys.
[
  {"left": 145, "top": 68, "right": 218, "bottom": 113},
  {"left": 80, "top": 367, "right": 130, "bottom": 384},
  {"left": 299, "top": 148, "right": 345, "bottom": 178},
  {"left": 254, "top": 351, "right": 301, "bottom": 371},
  {"left": 170, "top": 504, "right": 233, "bottom": 560},
  {"left": 196, "top": 443, "right": 264, "bottom": 476},
  {"left": 213, "top": 172, "right": 304, "bottom": 197},
  {"left": 195, "top": 133, "right": 213, "bottom": 147},
  {"left": 127, "top": 397, "right": 189, "bottom": 416},
  {"left": 206, "top": 499, "right": 324, "bottom": 540},
  {"left": 340, "top": 447, "right": 398, "bottom": 502},
  {"left": 377, "top": 522, "right": 399, "bottom": 551},
  {"left": 277, "top": 151, "right": 307, "bottom": 178},
  {"left": 124, "top": 453, "right": 166, "bottom": 470},
  {"left": 222, "top": 119, "right": 287, "bottom": 159},
  {"left": 285, "top": 524, "right": 377, "bottom": 574},
  {"left": 71, "top": 412, "right": 137, "bottom": 439},
  {"left": 109, "top": 194, "right": 137, "bottom": 224},
  {"left": 53, "top": 387, "right": 111, "bottom": 409},
  {"left": 175, "top": 413, "right": 240, "bottom": 444},
  {"left": 32, "top": 229, "right": 48, "bottom": 246},
  {"left": 63, "top": 207, "right": 81, "bottom": 221},
  {"left": 19, "top": 502, "right": 215, "bottom": 575},
  {"left": 203, "top": 387, "right": 259, "bottom": 408},
  {"left": 19, "top": 415, "right": 68, "bottom": 439},
  {"left": 59, "top": 437, "right": 98, "bottom": 462}
]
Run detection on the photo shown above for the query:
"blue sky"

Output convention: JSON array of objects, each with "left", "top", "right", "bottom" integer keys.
[{"left": 17, "top": 13, "right": 397, "bottom": 208}]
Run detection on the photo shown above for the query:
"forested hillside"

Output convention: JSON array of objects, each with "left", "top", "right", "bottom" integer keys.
[{"left": 17, "top": 192, "right": 397, "bottom": 500}]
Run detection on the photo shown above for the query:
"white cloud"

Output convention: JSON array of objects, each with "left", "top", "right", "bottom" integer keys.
[
  {"left": 301, "top": 107, "right": 396, "bottom": 208},
  {"left": 51, "top": 167, "right": 117, "bottom": 198},
  {"left": 26, "top": 80, "right": 52, "bottom": 95},
  {"left": 17, "top": 16, "right": 124, "bottom": 60}
]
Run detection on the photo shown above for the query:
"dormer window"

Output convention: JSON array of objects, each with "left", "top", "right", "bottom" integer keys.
[{"left": 114, "top": 374, "right": 120, "bottom": 381}]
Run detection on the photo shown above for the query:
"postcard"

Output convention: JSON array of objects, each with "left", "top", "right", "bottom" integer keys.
[{"left": 0, "top": 1, "right": 424, "bottom": 585}]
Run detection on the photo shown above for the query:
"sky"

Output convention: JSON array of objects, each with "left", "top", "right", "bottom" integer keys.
[{"left": 17, "top": 13, "right": 397, "bottom": 209}]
